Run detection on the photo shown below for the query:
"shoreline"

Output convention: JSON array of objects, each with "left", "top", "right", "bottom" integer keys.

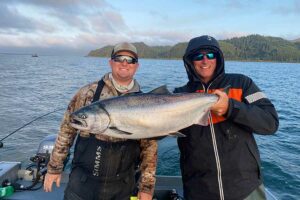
[{"left": 86, "top": 55, "right": 300, "bottom": 64}]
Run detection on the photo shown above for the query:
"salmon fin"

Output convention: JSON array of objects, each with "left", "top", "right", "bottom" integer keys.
[
  {"left": 109, "top": 127, "right": 132, "bottom": 135},
  {"left": 196, "top": 110, "right": 210, "bottom": 126},
  {"left": 148, "top": 85, "right": 171, "bottom": 94},
  {"left": 169, "top": 132, "right": 186, "bottom": 137}
]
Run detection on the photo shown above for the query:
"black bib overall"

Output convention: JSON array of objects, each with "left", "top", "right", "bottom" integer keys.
[{"left": 64, "top": 80, "right": 141, "bottom": 200}]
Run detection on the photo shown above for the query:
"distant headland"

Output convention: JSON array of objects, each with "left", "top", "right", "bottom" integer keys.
[{"left": 87, "top": 34, "right": 300, "bottom": 63}]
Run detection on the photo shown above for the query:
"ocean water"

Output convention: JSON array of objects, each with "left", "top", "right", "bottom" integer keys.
[{"left": 0, "top": 55, "right": 299, "bottom": 200}]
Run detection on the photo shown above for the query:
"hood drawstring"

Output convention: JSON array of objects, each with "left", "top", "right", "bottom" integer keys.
[
  {"left": 204, "top": 83, "right": 224, "bottom": 200},
  {"left": 209, "top": 112, "right": 224, "bottom": 200}
]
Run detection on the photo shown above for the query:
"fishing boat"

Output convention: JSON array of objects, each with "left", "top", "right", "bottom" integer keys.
[
  {"left": 32, "top": 54, "right": 38, "bottom": 57},
  {"left": 0, "top": 135, "right": 278, "bottom": 200}
]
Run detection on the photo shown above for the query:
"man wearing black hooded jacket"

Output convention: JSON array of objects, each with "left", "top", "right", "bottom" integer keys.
[{"left": 174, "top": 35, "right": 279, "bottom": 200}]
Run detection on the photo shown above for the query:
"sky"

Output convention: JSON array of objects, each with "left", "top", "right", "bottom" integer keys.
[{"left": 0, "top": 0, "right": 299, "bottom": 56}]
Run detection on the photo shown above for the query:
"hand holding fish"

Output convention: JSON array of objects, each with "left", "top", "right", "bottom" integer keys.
[{"left": 211, "top": 90, "right": 229, "bottom": 116}]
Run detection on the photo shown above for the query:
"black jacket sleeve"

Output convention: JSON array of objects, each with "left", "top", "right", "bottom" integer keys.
[{"left": 226, "top": 77, "right": 279, "bottom": 135}]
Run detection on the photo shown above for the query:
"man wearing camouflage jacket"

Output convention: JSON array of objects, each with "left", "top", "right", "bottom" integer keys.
[{"left": 44, "top": 42, "right": 157, "bottom": 200}]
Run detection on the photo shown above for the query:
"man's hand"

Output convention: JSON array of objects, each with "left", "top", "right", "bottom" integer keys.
[
  {"left": 44, "top": 173, "right": 61, "bottom": 192},
  {"left": 138, "top": 192, "right": 152, "bottom": 200},
  {"left": 211, "top": 90, "right": 229, "bottom": 116}
]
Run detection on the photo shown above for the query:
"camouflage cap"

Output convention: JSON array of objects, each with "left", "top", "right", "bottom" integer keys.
[{"left": 111, "top": 42, "right": 138, "bottom": 58}]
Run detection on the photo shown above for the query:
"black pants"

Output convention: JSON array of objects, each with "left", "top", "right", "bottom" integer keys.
[{"left": 64, "top": 168, "right": 135, "bottom": 200}]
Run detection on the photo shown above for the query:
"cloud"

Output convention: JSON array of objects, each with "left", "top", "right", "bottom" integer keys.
[
  {"left": 130, "top": 30, "right": 194, "bottom": 46},
  {"left": 89, "top": 11, "right": 128, "bottom": 34},
  {"left": 0, "top": 3, "right": 36, "bottom": 32},
  {"left": 271, "top": 0, "right": 300, "bottom": 15},
  {"left": 0, "top": 0, "right": 298, "bottom": 55},
  {"left": 193, "top": 0, "right": 260, "bottom": 11},
  {"left": 0, "top": 0, "right": 129, "bottom": 52},
  {"left": 0, "top": 0, "right": 114, "bottom": 33},
  {"left": 0, "top": 2, "right": 60, "bottom": 33},
  {"left": 2, "top": 0, "right": 110, "bottom": 11},
  {"left": 213, "top": 31, "right": 250, "bottom": 40}
]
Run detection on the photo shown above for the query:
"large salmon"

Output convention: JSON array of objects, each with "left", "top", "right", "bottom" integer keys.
[{"left": 69, "top": 86, "right": 218, "bottom": 139}]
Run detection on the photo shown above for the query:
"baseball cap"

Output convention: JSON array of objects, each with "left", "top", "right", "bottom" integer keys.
[{"left": 111, "top": 42, "right": 138, "bottom": 58}]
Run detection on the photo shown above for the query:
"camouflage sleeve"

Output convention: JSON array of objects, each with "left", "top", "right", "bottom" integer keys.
[
  {"left": 138, "top": 139, "right": 158, "bottom": 195},
  {"left": 47, "top": 90, "right": 85, "bottom": 174}
]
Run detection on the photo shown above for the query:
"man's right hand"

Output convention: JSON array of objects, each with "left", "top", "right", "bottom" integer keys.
[
  {"left": 211, "top": 90, "right": 229, "bottom": 116},
  {"left": 44, "top": 173, "right": 61, "bottom": 192}
]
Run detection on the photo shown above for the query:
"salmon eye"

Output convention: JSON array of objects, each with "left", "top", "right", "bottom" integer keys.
[{"left": 79, "top": 114, "right": 87, "bottom": 119}]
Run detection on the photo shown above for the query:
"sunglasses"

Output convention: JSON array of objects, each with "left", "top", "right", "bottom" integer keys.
[
  {"left": 193, "top": 52, "right": 216, "bottom": 61},
  {"left": 112, "top": 55, "right": 138, "bottom": 64}
]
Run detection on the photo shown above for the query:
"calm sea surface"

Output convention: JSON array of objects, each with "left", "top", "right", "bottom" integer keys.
[{"left": 0, "top": 55, "right": 299, "bottom": 200}]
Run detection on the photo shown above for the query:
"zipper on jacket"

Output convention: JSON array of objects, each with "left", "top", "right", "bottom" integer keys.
[{"left": 204, "top": 83, "right": 225, "bottom": 200}]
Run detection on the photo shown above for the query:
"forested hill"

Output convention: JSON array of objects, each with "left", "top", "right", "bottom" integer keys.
[{"left": 87, "top": 35, "right": 300, "bottom": 63}]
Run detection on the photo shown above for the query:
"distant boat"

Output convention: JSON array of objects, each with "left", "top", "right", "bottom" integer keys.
[{"left": 32, "top": 54, "right": 38, "bottom": 57}]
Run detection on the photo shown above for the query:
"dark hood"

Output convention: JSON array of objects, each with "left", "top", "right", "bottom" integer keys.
[{"left": 183, "top": 35, "right": 225, "bottom": 84}]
